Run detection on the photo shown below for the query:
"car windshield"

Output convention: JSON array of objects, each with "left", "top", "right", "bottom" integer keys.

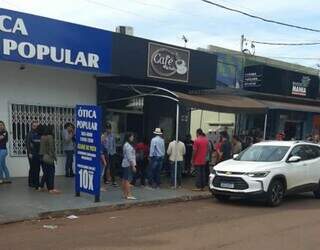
[{"left": 235, "top": 145, "right": 290, "bottom": 162}]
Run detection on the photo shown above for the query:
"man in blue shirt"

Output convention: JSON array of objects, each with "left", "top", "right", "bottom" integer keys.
[
  {"left": 149, "top": 128, "right": 165, "bottom": 188},
  {"left": 102, "top": 123, "right": 118, "bottom": 187}
]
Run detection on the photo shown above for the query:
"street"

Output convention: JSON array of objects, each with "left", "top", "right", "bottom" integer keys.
[{"left": 1, "top": 193, "right": 320, "bottom": 250}]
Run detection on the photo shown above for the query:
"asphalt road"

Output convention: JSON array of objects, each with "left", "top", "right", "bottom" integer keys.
[{"left": 1, "top": 193, "right": 320, "bottom": 250}]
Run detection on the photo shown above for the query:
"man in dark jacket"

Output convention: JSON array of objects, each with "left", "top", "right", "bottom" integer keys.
[{"left": 26, "top": 121, "right": 41, "bottom": 189}]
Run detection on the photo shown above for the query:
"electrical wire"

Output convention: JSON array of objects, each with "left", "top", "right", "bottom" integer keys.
[
  {"left": 251, "top": 40, "right": 320, "bottom": 46},
  {"left": 201, "top": 0, "right": 320, "bottom": 33}
]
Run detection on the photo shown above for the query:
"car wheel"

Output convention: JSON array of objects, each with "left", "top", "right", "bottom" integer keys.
[
  {"left": 266, "top": 180, "right": 284, "bottom": 207},
  {"left": 215, "top": 194, "right": 230, "bottom": 202},
  {"left": 313, "top": 183, "right": 320, "bottom": 198}
]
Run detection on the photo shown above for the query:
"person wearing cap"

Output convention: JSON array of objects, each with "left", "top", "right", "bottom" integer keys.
[
  {"left": 102, "top": 123, "right": 118, "bottom": 187},
  {"left": 149, "top": 128, "right": 165, "bottom": 189}
]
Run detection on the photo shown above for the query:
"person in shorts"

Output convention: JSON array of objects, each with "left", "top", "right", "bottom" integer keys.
[{"left": 121, "top": 132, "right": 137, "bottom": 200}]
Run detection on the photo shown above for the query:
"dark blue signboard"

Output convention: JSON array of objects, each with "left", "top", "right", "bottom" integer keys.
[
  {"left": 75, "top": 105, "right": 101, "bottom": 202},
  {"left": 0, "top": 8, "right": 112, "bottom": 73}
]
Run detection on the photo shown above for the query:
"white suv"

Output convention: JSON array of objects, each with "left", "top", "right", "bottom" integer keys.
[{"left": 209, "top": 141, "right": 320, "bottom": 206}]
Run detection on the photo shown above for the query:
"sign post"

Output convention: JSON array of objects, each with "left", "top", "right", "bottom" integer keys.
[{"left": 75, "top": 105, "right": 101, "bottom": 202}]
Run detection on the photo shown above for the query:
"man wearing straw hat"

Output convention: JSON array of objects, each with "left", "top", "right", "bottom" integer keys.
[{"left": 148, "top": 128, "right": 165, "bottom": 189}]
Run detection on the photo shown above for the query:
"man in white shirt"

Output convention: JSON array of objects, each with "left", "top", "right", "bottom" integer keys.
[{"left": 167, "top": 139, "right": 186, "bottom": 188}]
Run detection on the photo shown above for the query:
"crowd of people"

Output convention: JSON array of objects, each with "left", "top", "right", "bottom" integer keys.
[{"left": 4, "top": 118, "right": 320, "bottom": 199}]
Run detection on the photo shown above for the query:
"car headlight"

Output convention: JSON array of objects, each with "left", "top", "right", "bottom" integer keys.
[
  {"left": 246, "top": 171, "right": 270, "bottom": 178},
  {"left": 211, "top": 167, "right": 216, "bottom": 174}
]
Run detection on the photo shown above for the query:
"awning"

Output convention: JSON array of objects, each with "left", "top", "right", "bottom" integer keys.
[
  {"left": 175, "top": 92, "right": 267, "bottom": 114},
  {"left": 260, "top": 100, "right": 320, "bottom": 113}
]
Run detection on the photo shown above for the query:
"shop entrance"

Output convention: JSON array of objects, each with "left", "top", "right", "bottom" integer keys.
[{"left": 284, "top": 121, "right": 303, "bottom": 140}]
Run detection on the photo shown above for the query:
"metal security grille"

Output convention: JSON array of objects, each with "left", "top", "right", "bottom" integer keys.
[{"left": 9, "top": 104, "right": 75, "bottom": 156}]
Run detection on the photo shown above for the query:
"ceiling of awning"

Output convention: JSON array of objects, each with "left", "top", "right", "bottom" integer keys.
[
  {"left": 259, "top": 100, "right": 320, "bottom": 114},
  {"left": 175, "top": 92, "right": 268, "bottom": 114}
]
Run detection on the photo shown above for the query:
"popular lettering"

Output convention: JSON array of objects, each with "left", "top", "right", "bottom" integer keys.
[{"left": 0, "top": 14, "right": 100, "bottom": 69}]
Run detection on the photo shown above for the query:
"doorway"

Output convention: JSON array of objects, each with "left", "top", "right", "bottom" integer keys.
[{"left": 284, "top": 121, "right": 303, "bottom": 140}]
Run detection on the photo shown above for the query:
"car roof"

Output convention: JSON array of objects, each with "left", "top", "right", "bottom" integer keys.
[{"left": 254, "top": 140, "right": 320, "bottom": 147}]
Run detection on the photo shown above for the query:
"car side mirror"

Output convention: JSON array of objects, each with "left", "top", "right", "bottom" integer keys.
[
  {"left": 288, "top": 156, "right": 301, "bottom": 163},
  {"left": 233, "top": 154, "right": 239, "bottom": 159}
]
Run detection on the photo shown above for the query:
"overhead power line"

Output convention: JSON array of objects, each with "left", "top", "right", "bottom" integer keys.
[
  {"left": 270, "top": 56, "right": 320, "bottom": 60},
  {"left": 251, "top": 40, "right": 320, "bottom": 46},
  {"left": 201, "top": 0, "right": 320, "bottom": 33}
]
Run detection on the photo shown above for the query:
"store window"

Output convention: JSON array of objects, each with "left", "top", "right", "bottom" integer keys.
[{"left": 9, "top": 104, "right": 75, "bottom": 156}]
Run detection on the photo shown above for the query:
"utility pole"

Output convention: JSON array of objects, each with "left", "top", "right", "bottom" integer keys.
[{"left": 240, "top": 34, "right": 245, "bottom": 52}]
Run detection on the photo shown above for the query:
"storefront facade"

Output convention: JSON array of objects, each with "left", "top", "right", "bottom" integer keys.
[
  {"left": 97, "top": 33, "right": 217, "bottom": 146},
  {"left": 241, "top": 65, "right": 320, "bottom": 140},
  {"left": 0, "top": 8, "right": 113, "bottom": 177},
  {"left": 0, "top": 8, "right": 217, "bottom": 177}
]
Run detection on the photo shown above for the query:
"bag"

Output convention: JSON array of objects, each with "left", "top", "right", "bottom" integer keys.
[{"left": 43, "top": 154, "right": 54, "bottom": 165}]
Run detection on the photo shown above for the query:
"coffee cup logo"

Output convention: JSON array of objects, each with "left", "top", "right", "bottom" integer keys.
[
  {"left": 148, "top": 43, "right": 190, "bottom": 82},
  {"left": 175, "top": 59, "right": 188, "bottom": 75}
]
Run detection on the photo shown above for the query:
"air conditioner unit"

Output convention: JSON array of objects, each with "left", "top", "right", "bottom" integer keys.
[{"left": 115, "top": 26, "right": 134, "bottom": 36}]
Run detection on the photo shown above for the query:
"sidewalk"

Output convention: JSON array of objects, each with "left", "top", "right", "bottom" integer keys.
[{"left": 0, "top": 176, "right": 210, "bottom": 224}]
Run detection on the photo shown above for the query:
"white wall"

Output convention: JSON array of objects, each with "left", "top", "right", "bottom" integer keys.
[
  {"left": 190, "top": 110, "right": 235, "bottom": 139},
  {"left": 0, "top": 61, "right": 97, "bottom": 177}
]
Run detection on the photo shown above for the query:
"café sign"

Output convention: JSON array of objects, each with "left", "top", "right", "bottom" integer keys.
[{"left": 147, "top": 42, "right": 190, "bottom": 82}]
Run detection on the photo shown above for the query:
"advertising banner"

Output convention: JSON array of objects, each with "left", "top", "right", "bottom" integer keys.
[
  {"left": 75, "top": 105, "right": 101, "bottom": 202},
  {"left": 0, "top": 8, "right": 112, "bottom": 73}
]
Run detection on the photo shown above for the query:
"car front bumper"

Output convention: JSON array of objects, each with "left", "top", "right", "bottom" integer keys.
[{"left": 209, "top": 173, "right": 270, "bottom": 197}]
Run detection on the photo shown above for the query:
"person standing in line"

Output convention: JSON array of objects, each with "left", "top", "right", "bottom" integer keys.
[
  {"left": 131, "top": 137, "right": 149, "bottom": 187},
  {"left": 192, "top": 128, "right": 208, "bottom": 191},
  {"left": 232, "top": 135, "right": 242, "bottom": 155},
  {"left": 63, "top": 123, "right": 75, "bottom": 177},
  {"left": 149, "top": 128, "right": 165, "bottom": 189},
  {"left": 220, "top": 135, "right": 232, "bottom": 162},
  {"left": 26, "top": 121, "right": 41, "bottom": 188},
  {"left": 121, "top": 132, "right": 137, "bottom": 200},
  {"left": 39, "top": 125, "right": 59, "bottom": 194},
  {"left": 167, "top": 138, "right": 186, "bottom": 188},
  {"left": 100, "top": 146, "right": 108, "bottom": 192},
  {"left": 0, "top": 121, "right": 11, "bottom": 184},
  {"left": 103, "top": 123, "right": 118, "bottom": 187},
  {"left": 183, "top": 134, "right": 193, "bottom": 175}
]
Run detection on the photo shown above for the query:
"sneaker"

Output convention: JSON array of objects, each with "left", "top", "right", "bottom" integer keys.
[
  {"left": 112, "top": 182, "right": 119, "bottom": 187},
  {"left": 0, "top": 180, "right": 3, "bottom": 184},
  {"left": 126, "top": 196, "right": 137, "bottom": 200},
  {"left": 49, "top": 189, "right": 61, "bottom": 194}
]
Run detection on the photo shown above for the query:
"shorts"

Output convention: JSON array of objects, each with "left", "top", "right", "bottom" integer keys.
[{"left": 122, "top": 167, "right": 132, "bottom": 181}]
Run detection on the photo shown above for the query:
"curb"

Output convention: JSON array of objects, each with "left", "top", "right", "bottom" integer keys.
[{"left": 0, "top": 193, "right": 211, "bottom": 225}]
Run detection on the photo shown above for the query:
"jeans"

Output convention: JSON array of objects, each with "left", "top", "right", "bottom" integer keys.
[
  {"left": 28, "top": 154, "right": 41, "bottom": 188},
  {"left": 195, "top": 165, "right": 206, "bottom": 189},
  {"left": 170, "top": 161, "right": 182, "bottom": 187},
  {"left": 65, "top": 150, "right": 74, "bottom": 177},
  {"left": 0, "top": 149, "right": 10, "bottom": 180},
  {"left": 149, "top": 156, "right": 163, "bottom": 187},
  {"left": 103, "top": 154, "right": 116, "bottom": 183},
  {"left": 40, "top": 163, "right": 55, "bottom": 190}
]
